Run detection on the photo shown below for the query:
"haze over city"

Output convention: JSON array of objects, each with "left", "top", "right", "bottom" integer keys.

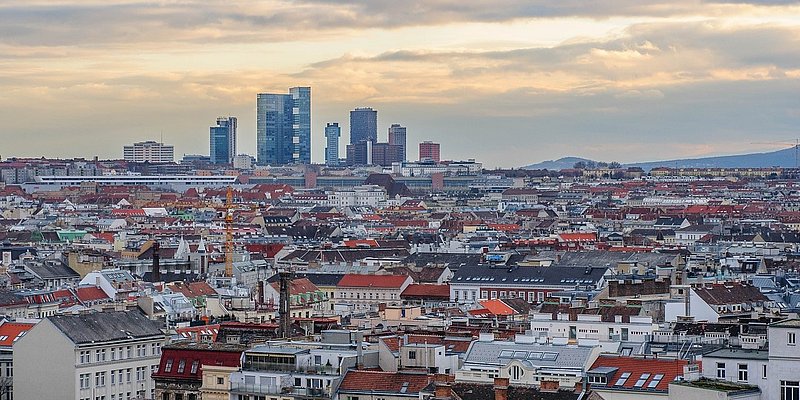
[{"left": 1, "top": 1, "right": 800, "bottom": 166}]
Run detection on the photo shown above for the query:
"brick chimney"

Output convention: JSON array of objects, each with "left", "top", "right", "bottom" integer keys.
[
  {"left": 540, "top": 380, "right": 560, "bottom": 392},
  {"left": 494, "top": 377, "right": 509, "bottom": 400},
  {"left": 434, "top": 383, "right": 453, "bottom": 399}
]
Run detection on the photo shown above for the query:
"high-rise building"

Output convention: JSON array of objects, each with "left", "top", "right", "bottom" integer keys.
[
  {"left": 371, "top": 142, "right": 403, "bottom": 167},
  {"left": 349, "top": 107, "right": 377, "bottom": 145},
  {"left": 346, "top": 140, "right": 372, "bottom": 166},
  {"left": 388, "top": 124, "right": 407, "bottom": 162},
  {"left": 325, "top": 123, "right": 341, "bottom": 166},
  {"left": 123, "top": 140, "right": 174, "bottom": 163},
  {"left": 256, "top": 87, "right": 311, "bottom": 165},
  {"left": 419, "top": 141, "right": 441, "bottom": 162},
  {"left": 210, "top": 116, "right": 237, "bottom": 164}
]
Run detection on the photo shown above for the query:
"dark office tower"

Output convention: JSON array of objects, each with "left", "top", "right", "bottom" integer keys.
[
  {"left": 256, "top": 87, "right": 311, "bottom": 165},
  {"left": 210, "top": 116, "right": 237, "bottom": 164},
  {"left": 350, "top": 107, "right": 377, "bottom": 145},
  {"left": 325, "top": 123, "right": 341, "bottom": 166},
  {"left": 388, "top": 124, "right": 407, "bottom": 162}
]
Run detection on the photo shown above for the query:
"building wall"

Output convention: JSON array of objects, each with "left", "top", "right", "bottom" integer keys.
[
  {"left": 701, "top": 356, "right": 768, "bottom": 395},
  {"left": 767, "top": 324, "right": 800, "bottom": 400},
  {"left": 13, "top": 319, "right": 75, "bottom": 400}
]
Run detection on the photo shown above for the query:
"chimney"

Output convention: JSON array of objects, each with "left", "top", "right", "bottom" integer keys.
[
  {"left": 356, "top": 331, "right": 364, "bottom": 369},
  {"left": 152, "top": 241, "right": 161, "bottom": 282},
  {"left": 434, "top": 383, "right": 453, "bottom": 399},
  {"left": 494, "top": 377, "right": 509, "bottom": 400},
  {"left": 540, "top": 380, "right": 560, "bottom": 392}
]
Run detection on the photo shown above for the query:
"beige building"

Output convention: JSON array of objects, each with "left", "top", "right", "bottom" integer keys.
[
  {"left": 14, "top": 311, "right": 165, "bottom": 400},
  {"left": 200, "top": 365, "right": 239, "bottom": 400}
]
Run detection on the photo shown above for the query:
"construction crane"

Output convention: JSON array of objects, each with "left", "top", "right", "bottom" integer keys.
[
  {"left": 224, "top": 186, "right": 234, "bottom": 278},
  {"left": 751, "top": 139, "right": 799, "bottom": 168}
]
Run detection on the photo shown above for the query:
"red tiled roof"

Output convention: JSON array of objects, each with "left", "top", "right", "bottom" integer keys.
[
  {"left": 75, "top": 286, "right": 110, "bottom": 302},
  {"left": 269, "top": 278, "right": 320, "bottom": 296},
  {"left": 0, "top": 322, "right": 35, "bottom": 348},
  {"left": 401, "top": 284, "right": 450, "bottom": 299},
  {"left": 590, "top": 355, "right": 691, "bottom": 392},
  {"left": 694, "top": 282, "right": 768, "bottom": 305},
  {"left": 479, "top": 299, "right": 516, "bottom": 316},
  {"left": 338, "top": 274, "right": 410, "bottom": 289},
  {"left": 168, "top": 281, "right": 218, "bottom": 298},
  {"left": 176, "top": 324, "right": 220, "bottom": 342},
  {"left": 338, "top": 370, "right": 433, "bottom": 394},
  {"left": 153, "top": 344, "right": 244, "bottom": 381},
  {"left": 559, "top": 232, "right": 597, "bottom": 242}
]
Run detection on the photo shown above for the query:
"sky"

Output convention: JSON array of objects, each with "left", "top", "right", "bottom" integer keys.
[{"left": 1, "top": 1, "right": 799, "bottom": 168}]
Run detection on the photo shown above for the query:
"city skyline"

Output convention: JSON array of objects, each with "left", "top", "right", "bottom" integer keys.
[{"left": 1, "top": 1, "right": 799, "bottom": 167}]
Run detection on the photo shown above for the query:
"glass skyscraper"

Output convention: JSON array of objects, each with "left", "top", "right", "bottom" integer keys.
[
  {"left": 388, "top": 123, "right": 407, "bottom": 162},
  {"left": 349, "top": 107, "right": 377, "bottom": 145},
  {"left": 325, "top": 122, "right": 341, "bottom": 166},
  {"left": 210, "top": 116, "right": 237, "bottom": 164},
  {"left": 256, "top": 87, "right": 311, "bottom": 165}
]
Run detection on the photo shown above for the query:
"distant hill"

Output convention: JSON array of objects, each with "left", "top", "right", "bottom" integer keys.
[
  {"left": 628, "top": 147, "right": 796, "bottom": 171},
  {"left": 522, "top": 147, "right": 796, "bottom": 171},
  {"left": 523, "top": 157, "right": 595, "bottom": 170}
]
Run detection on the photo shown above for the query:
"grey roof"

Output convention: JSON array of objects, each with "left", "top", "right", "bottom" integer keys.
[
  {"left": 26, "top": 261, "right": 79, "bottom": 279},
  {"left": 554, "top": 251, "right": 675, "bottom": 268},
  {"left": 48, "top": 311, "right": 164, "bottom": 345},
  {"left": 463, "top": 341, "right": 595, "bottom": 369},
  {"left": 770, "top": 319, "right": 800, "bottom": 328},
  {"left": 703, "top": 348, "right": 769, "bottom": 361},
  {"left": 451, "top": 265, "right": 607, "bottom": 288}
]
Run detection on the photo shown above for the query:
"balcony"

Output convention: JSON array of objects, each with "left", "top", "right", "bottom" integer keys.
[
  {"left": 231, "top": 383, "right": 332, "bottom": 398},
  {"left": 241, "top": 361, "right": 340, "bottom": 375}
]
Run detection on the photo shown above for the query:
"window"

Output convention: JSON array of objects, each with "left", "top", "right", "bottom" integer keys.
[
  {"left": 95, "top": 371, "right": 106, "bottom": 386},
  {"left": 588, "top": 375, "right": 606, "bottom": 385},
  {"left": 111, "top": 370, "right": 116, "bottom": 384},
  {"left": 162, "top": 394, "right": 169, "bottom": 400},
  {"left": 614, "top": 372, "right": 631, "bottom": 386},
  {"left": 80, "top": 373, "right": 91, "bottom": 389},
  {"left": 634, "top": 373, "right": 650, "bottom": 388},
  {"left": 408, "top": 351, "right": 416, "bottom": 360},
  {"left": 164, "top": 359, "right": 174, "bottom": 373},
  {"left": 294, "top": 378, "right": 301, "bottom": 386},
  {"left": 647, "top": 374, "right": 664, "bottom": 389},
  {"left": 762, "top": 365, "right": 767, "bottom": 379},
  {"left": 782, "top": 381, "right": 800, "bottom": 400},
  {"left": 217, "top": 377, "right": 225, "bottom": 385},
  {"left": 790, "top": 332, "right": 797, "bottom": 346},
  {"left": 177, "top": 360, "right": 185, "bottom": 374},
  {"left": 190, "top": 360, "right": 199, "bottom": 374},
  {"left": 126, "top": 369, "right": 132, "bottom": 382},
  {"left": 738, "top": 364, "right": 748, "bottom": 382},
  {"left": 175, "top": 394, "right": 183, "bottom": 400},
  {"left": 717, "top": 362, "right": 726, "bottom": 379},
  {"left": 80, "top": 350, "right": 91, "bottom": 364}
]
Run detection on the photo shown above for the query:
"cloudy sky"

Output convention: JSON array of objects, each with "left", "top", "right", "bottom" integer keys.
[{"left": 1, "top": 1, "right": 799, "bottom": 167}]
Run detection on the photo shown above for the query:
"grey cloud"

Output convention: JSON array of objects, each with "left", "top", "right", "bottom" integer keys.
[{"left": 0, "top": 0, "right": 797, "bottom": 49}]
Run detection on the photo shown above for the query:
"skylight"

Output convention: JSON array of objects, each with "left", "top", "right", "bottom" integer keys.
[
  {"left": 614, "top": 372, "right": 631, "bottom": 386},
  {"left": 647, "top": 374, "right": 664, "bottom": 389},
  {"left": 634, "top": 373, "right": 650, "bottom": 388}
]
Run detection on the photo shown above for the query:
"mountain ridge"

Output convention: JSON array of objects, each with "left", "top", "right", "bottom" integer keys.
[{"left": 523, "top": 147, "right": 796, "bottom": 171}]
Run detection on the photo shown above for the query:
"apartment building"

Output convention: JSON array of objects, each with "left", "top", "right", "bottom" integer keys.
[{"left": 14, "top": 311, "right": 165, "bottom": 400}]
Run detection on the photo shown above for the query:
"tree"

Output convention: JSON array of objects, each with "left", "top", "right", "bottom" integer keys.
[
  {"left": 609, "top": 161, "right": 622, "bottom": 169},
  {"left": 573, "top": 161, "right": 586, "bottom": 169}
]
